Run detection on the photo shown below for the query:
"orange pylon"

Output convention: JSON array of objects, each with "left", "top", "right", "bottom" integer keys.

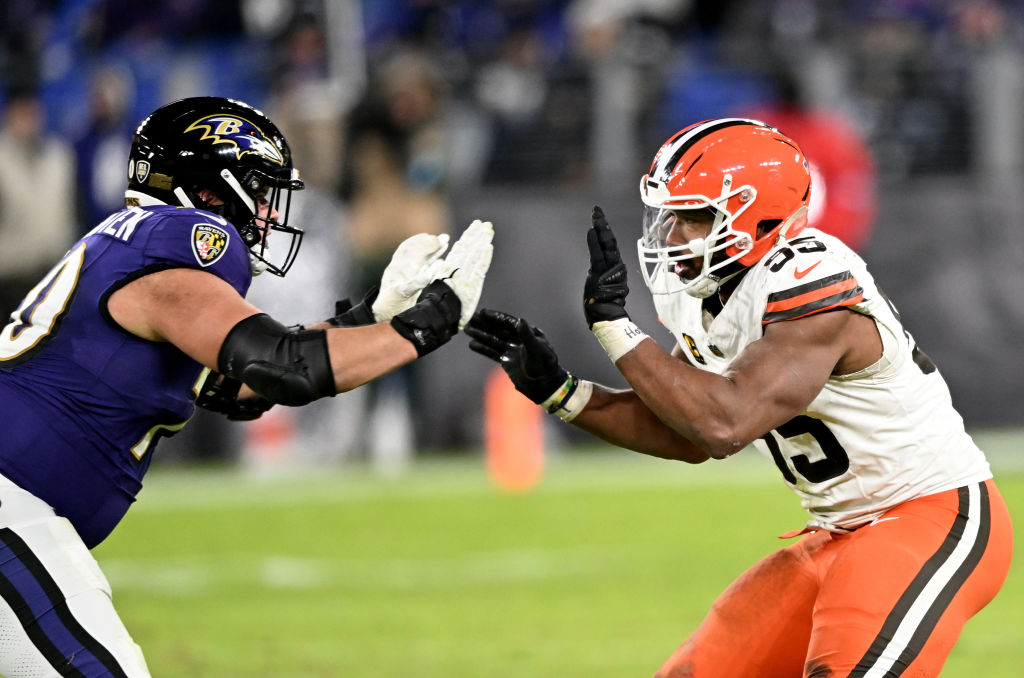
[{"left": 483, "top": 367, "right": 544, "bottom": 492}]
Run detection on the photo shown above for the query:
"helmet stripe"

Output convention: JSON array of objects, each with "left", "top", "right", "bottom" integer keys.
[{"left": 652, "top": 118, "right": 766, "bottom": 181}]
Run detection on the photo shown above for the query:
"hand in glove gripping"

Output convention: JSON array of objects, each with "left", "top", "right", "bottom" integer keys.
[
  {"left": 372, "top": 220, "right": 494, "bottom": 330},
  {"left": 391, "top": 280, "right": 461, "bottom": 356},
  {"left": 438, "top": 219, "right": 494, "bottom": 330},
  {"left": 195, "top": 371, "right": 274, "bottom": 421},
  {"left": 371, "top": 233, "right": 450, "bottom": 322},
  {"left": 583, "top": 205, "right": 630, "bottom": 328},
  {"left": 465, "top": 309, "right": 568, "bottom": 404}
]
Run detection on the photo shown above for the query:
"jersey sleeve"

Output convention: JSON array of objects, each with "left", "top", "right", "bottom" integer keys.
[
  {"left": 141, "top": 208, "right": 252, "bottom": 296},
  {"left": 760, "top": 235, "right": 864, "bottom": 325}
]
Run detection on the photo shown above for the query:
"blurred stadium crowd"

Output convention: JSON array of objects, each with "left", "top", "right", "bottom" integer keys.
[{"left": 2, "top": 0, "right": 1023, "bottom": 467}]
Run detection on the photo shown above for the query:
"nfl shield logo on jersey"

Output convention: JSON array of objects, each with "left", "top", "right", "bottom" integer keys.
[{"left": 192, "top": 223, "right": 229, "bottom": 266}]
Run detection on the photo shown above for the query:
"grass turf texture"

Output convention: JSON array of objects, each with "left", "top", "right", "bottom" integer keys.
[{"left": 93, "top": 432, "right": 1024, "bottom": 677}]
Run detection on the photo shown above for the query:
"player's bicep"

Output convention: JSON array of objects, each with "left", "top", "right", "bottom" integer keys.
[
  {"left": 724, "top": 311, "right": 851, "bottom": 432},
  {"left": 107, "top": 268, "right": 261, "bottom": 368}
]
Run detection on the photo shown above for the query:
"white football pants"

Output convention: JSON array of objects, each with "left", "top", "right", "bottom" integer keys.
[{"left": 0, "top": 473, "right": 150, "bottom": 677}]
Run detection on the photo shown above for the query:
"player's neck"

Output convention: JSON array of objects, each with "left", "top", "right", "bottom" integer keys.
[{"left": 716, "top": 264, "right": 750, "bottom": 305}]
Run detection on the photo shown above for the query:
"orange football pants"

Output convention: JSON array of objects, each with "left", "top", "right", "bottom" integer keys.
[{"left": 654, "top": 479, "right": 1013, "bottom": 678}]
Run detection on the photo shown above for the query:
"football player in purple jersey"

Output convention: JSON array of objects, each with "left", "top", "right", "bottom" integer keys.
[{"left": 0, "top": 96, "right": 493, "bottom": 677}]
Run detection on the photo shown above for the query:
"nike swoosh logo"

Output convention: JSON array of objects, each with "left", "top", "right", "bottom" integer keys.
[
  {"left": 793, "top": 260, "right": 823, "bottom": 279},
  {"left": 869, "top": 516, "right": 900, "bottom": 527}
]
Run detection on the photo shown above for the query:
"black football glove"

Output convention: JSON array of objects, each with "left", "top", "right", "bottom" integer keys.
[
  {"left": 465, "top": 308, "right": 568, "bottom": 404},
  {"left": 391, "top": 279, "right": 461, "bottom": 356},
  {"left": 195, "top": 370, "right": 274, "bottom": 421},
  {"left": 328, "top": 285, "right": 379, "bottom": 327},
  {"left": 583, "top": 205, "right": 630, "bottom": 328}
]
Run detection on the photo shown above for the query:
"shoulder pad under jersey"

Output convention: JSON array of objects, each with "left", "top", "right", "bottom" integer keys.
[
  {"left": 756, "top": 231, "right": 864, "bottom": 325},
  {"left": 141, "top": 207, "right": 252, "bottom": 296}
]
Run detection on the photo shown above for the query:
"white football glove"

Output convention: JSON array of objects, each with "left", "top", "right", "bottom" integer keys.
[
  {"left": 440, "top": 219, "right": 494, "bottom": 330},
  {"left": 371, "top": 232, "right": 450, "bottom": 322}
]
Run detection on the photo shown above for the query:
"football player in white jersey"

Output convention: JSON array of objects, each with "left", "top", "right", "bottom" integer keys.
[{"left": 465, "top": 119, "right": 1012, "bottom": 678}]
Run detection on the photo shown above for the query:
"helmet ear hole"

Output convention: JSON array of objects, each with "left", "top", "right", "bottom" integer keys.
[{"left": 757, "top": 219, "right": 782, "bottom": 237}]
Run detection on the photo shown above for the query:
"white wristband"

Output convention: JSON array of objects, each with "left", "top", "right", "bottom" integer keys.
[
  {"left": 539, "top": 376, "right": 594, "bottom": 422},
  {"left": 591, "top": 318, "right": 647, "bottom": 363}
]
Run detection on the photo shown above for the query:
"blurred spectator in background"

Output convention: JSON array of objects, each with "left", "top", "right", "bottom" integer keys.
[
  {"left": 0, "top": 88, "right": 76, "bottom": 318},
  {"left": 343, "top": 106, "right": 452, "bottom": 310},
  {"left": 340, "top": 67, "right": 454, "bottom": 469},
  {"left": 240, "top": 186, "right": 360, "bottom": 471},
  {"left": 566, "top": 0, "right": 691, "bottom": 189},
  {"left": 72, "top": 64, "right": 136, "bottom": 235},
  {"left": 83, "top": 0, "right": 244, "bottom": 44},
  {"left": 266, "top": 10, "right": 346, "bottom": 192},
  {"left": 234, "top": 2, "right": 368, "bottom": 471},
  {"left": 375, "top": 47, "right": 489, "bottom": 193},
  {"left": 476, "top": 12, "right": 590, "bottom": 185},
  {"left": 744, "top": 71, "right": 878, "bottom": 252}
]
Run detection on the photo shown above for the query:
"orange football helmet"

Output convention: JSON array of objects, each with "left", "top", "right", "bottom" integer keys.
[{"left": 638, "top": 118, "right": 811, "bottom": 298}]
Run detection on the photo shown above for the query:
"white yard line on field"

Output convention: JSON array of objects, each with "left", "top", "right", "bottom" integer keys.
[{"left": 99, "top": 545, "right": 638, "bottom": 595}]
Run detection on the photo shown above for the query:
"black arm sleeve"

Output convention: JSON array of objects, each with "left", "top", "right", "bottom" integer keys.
[{"left": 218, "top": 314, "right": 336, "bottom": 406}]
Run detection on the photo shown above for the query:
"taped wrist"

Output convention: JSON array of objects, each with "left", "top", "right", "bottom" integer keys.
[
  {"left": 539, "top": 375, "right": 593, "bottom": 422},
  {"left": 591, "top": 318, "right": 647, "bottom": 363},
  {"left": 391, "top": 280, "right": 461, "bottom": 356},
  {"left": 218, "top": 313, "right": 336, "bottom": 406}
]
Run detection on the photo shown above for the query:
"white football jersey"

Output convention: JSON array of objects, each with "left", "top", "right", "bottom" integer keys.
[{"left": 651, "top": 228, "right": 992, "bottom": 531}]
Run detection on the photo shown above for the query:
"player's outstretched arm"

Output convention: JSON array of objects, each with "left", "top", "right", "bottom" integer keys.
[
  {"left": 579, "top": 206, "right": 871, "bottom": 459},
  {"left": 465, "top": 309, "right": 708, "bottom": 463},
  {"left": 106, "top": 267, "right": 446, "bottom": 405},
  {"left": 109, "top": 219, "right": 495, "bottom": 405}
]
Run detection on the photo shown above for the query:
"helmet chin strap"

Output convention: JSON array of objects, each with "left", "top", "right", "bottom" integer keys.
[
  {"left": 173, "top": 187, "right": 196, "bottom": 208},
  {"left": 685, "top": 264, "right": 746, "bottom": 299},
  {"left": 685, "top": 269, "right": 737, "bottom": 299},
  {"left": 219, "top": 169, "right": 274, "bottom": 276},
  {"left": 220, "top": 169, "right": 257, "bottom": 213},
  {"left": 778, "top": 205, "right": 809, "bottom": 238}
]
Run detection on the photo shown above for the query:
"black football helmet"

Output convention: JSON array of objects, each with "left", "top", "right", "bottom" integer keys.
[{"left": 126, "top": 96, "right": 305, "bottom": 276}]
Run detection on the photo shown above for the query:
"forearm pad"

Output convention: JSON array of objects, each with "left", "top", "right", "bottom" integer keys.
[{"left": 218, "top": 314, "right": 336, "bottom": 406}]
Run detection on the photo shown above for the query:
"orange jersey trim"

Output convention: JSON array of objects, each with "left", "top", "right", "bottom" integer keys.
[{"left": 763, "top": 272, "right": 864, "bottom": 324}]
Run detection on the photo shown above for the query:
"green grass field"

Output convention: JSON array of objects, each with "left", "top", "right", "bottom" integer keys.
[{"left": 93, "top": 431, "right": 1024, "bottom": 677}]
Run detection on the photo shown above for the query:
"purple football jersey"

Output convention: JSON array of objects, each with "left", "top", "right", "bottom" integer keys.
[{"left": 0, "top": 206, "right": 251, "bottom": 547}]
